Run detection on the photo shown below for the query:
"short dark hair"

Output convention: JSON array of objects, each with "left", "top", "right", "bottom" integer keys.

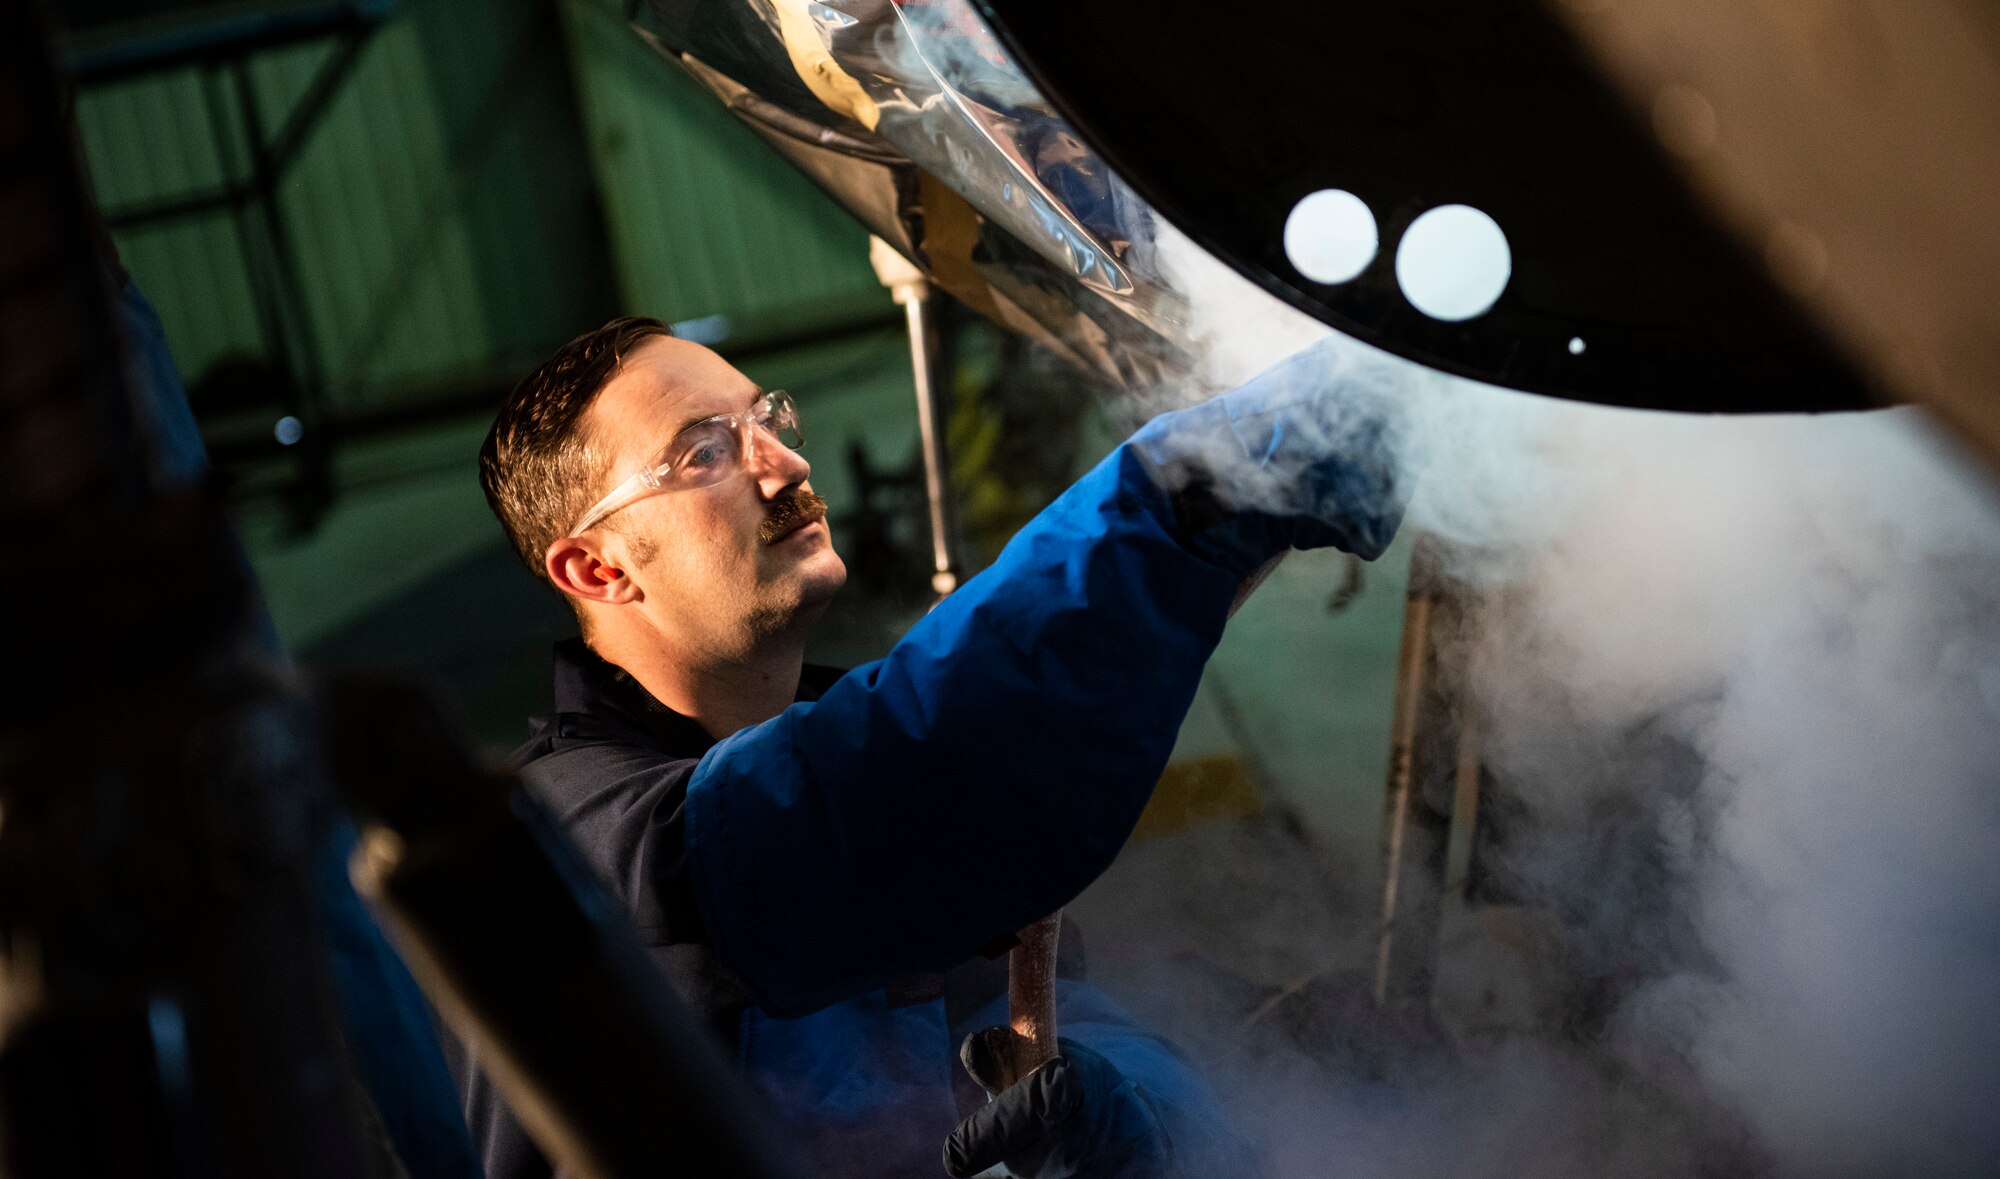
[{"left": 480, "top": 316, "right": 674, "bottom": 577}]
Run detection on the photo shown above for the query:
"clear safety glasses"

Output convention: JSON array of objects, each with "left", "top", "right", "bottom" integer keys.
[{"left": 570, "top": 389, "right": 804, "bottom": 535}]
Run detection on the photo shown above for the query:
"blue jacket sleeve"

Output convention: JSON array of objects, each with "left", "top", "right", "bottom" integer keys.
[
  {"left": 684, "top": 442, "right": 1242, "bottom": 1016},
  {"left": 686, "top": 363, "right": 1404, "bottom": 1016}
]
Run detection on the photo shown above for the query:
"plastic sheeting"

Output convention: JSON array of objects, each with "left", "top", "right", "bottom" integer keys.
[{"left": 643, "top": 0, "right": 1197, "bottom": 392}]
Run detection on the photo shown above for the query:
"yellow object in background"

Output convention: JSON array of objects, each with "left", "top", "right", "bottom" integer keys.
[{"left": 1130, "top": 755, "right": 1262, "bottom": 841}]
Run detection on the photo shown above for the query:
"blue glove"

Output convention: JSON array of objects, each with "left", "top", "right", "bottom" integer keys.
[
  {"left": 944, "top": 1040, "right": 1177, "bottom": 1179},
  {"left": 1127, "top": 337, "right": 1409, "bottom": 577}
]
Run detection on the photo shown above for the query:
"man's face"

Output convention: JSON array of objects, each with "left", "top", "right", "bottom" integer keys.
[{"left": 583, "top": 335, "right": 847, "bottom": 655}]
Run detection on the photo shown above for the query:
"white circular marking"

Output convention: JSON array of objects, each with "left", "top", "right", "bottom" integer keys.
[
  {"left": 1283, "top": 189, "right": 1379, "bottom": 285},
  {"left": 1395, "top": 204, "right": 1512, "bottom": 321},
  {"left": 1569, "top": 337, "right": 1587, "bottom": 355}
]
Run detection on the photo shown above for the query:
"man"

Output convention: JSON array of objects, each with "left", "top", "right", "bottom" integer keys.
[{"left": 465, "top": 316, "right": 1403, "bottom": 1178}]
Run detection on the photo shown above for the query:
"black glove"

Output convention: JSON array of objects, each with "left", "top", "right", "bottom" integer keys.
[{"left": 944, "top": 1038, "right": 1175, "bottom": 1179}]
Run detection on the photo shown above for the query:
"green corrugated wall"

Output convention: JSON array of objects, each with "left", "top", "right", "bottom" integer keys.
[
  {"left": 72, "top": 0, "right": 883, "bottom": 417},
  {"left": 557, "top": 0, "right": 881, "bottom": 333},
  {"left": 78, "top": 66, "right": 269, "bottom": 381}
]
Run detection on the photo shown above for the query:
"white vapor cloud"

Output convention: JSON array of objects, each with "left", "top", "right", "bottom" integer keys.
[{"left": 1135, "top": 219, "right": 2000, "bottom": 1177}]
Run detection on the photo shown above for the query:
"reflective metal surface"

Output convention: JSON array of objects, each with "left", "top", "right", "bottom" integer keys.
[
  {"left": 647, "top": 0, "right": 1888, "bottom": 415},
  {"left": 643, "top": 0, "right": 1192, "bottom": 394}
]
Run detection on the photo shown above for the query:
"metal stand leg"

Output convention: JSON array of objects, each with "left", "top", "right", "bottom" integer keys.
[
  {"left": 1374, "top": 535, "right": 1475, "bottom": 1007},
  {"left": 871, "top": 236, "right": 961, "bottom": 598}
]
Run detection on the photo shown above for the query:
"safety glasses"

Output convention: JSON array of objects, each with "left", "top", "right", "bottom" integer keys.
[{"left": 570, "top": 389, "right": 803, "bottom": 535}]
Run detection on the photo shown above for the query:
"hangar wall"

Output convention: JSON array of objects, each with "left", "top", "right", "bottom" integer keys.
[{"left": 71, "top": 0, "right": 880, "bottom": 420}]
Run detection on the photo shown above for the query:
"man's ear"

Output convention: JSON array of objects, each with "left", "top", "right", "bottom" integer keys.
[{"left": 545, "top": 535, "right": 639, "bottom": 606}]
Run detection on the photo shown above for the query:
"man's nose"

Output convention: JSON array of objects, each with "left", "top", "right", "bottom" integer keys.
[{"left": 749, "top": 429, "right": 811, "bottom": 497}]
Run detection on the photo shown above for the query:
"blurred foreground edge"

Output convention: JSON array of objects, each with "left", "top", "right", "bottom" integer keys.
[
  {"left": 0, "top": 4, "right": 374, "bottom": 1174},
  {"left": 1543, "top": 0, "right": 2000, "bottom": 473},
  {"left": 327, "top": 673, "right": 805, "bottom": 1179},
  {"left": 0, "top": 7, "right": 800, "bottom": 1176}
]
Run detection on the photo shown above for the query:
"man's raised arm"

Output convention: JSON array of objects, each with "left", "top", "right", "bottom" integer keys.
[{"left": 686, "top": 340, "right": 1408, "bottom": 1015}]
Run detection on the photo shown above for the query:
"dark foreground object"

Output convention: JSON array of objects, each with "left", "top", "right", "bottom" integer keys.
[{"left": 327, "top": 675, "right": 805, "bottom": 1179}]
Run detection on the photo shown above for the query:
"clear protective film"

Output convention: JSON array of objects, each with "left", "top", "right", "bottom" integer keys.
[{"left": 643, "top": 0, "right": 1201, "bottom": 393}]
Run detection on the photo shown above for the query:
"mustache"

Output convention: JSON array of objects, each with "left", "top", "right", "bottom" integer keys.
[{"left": 760, "top": 488, "right": 828, "bottom": 544}]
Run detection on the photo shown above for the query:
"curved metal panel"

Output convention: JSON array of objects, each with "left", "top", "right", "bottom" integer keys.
[{"left": 971, "top": 0, "right": 1880, "bottom": 414}]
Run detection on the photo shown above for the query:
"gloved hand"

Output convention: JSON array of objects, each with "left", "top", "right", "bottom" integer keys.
[
  {"left": 944, "top": 1039, "right": 1177, "bottom": 1179},
  {"left": 1126, "top": 336, "right": 1410, "bottom": 576}
]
